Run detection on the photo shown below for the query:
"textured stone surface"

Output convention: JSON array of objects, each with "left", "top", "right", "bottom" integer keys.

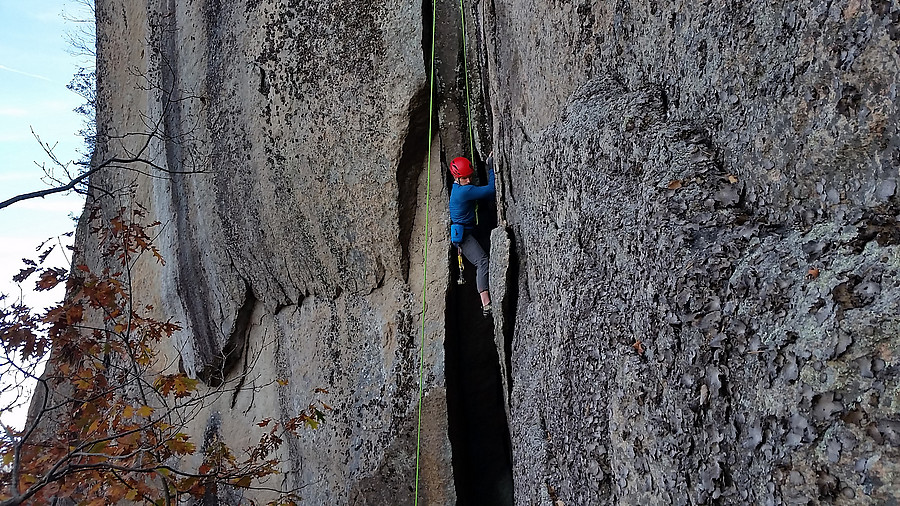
[
  {"left": 88, "top": 0, "right": 454, "bottom": 503},
  {"left": 480, "top": 1, "right": 900, "bottom": 504},
  {"left": 76, "top": 0, "right": 900, "bottom": 504}
]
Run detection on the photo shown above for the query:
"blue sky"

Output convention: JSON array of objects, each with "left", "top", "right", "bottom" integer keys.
[
  {"left": 0, "top": 0, "right": 89, "bottom": 309},
  {"left": 0, "top": 0, "right": 92, "bottom": 430}
]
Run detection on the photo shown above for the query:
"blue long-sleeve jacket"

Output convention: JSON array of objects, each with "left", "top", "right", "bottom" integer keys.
[{"left": 449, "top": 164, "right": 495, "bottom": 230}]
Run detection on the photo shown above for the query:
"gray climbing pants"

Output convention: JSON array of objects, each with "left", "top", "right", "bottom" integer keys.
[{"left": 459, "top": 233, "right": 489, "bottom": 293}]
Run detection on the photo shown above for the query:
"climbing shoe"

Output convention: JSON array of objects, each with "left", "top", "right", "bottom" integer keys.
[{"left": 482, "top": 304, "right": 492, "bottom": 317}]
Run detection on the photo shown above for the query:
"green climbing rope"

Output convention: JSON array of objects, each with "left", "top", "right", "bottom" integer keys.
[
  {"left": 413, "top": 0, "right": 438, "bottom": 502},
  {"left": 457, "top": 0, "right": 480, "bottom": 225},
  {"left": 414, "top": 2, "right": 480, "bottom": 502},
  {"left": 459, "top": 0, "right": 476, "bottom": 166}
]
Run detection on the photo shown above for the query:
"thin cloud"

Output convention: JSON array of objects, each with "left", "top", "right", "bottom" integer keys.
[
  {"left": 0, "top": 107, "right": 29, "bottom": 117},
  {"left": 0, "top": 65, "right": 52, "bottom": 82}
]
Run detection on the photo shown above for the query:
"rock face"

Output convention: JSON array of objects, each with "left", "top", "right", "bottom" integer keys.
[
  {"left": 484, "top": 1, "right": 900, "bottom": 504},
  {"left": 91, "top": 0, "right": 453, "bottom": 504},
  {"left": 82, "top": 0, "right": 899, "bottom": 504}
]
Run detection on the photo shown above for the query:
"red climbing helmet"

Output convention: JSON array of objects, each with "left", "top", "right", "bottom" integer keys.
[{"left": 450, "top": 157, "right": 474, "bottom": 178}]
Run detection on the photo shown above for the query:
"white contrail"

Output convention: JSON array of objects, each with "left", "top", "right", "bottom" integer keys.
[{"left": 0, "top": 65, "right": 52, "bottom": 82}]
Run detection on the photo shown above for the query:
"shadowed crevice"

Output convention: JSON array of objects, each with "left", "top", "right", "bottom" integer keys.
[
  {"left": 199, "top": 281, "right": 255, "bottom": 387},
  {"left": 397, "top": 85, "right": 432, "bottom": 283},
  {"left": 445, "top": 226, "right": 514, "bottom": 506},
  {"left": 500, "top": 230, "right": 519, "bottom": 401}
]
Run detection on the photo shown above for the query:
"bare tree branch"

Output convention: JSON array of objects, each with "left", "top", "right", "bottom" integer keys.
[
  {"left": 0, "top": 133, "right": 207, "bottom": 211},
  {"left": 0, "top": 166, "right": 100, "bottom": 211}
]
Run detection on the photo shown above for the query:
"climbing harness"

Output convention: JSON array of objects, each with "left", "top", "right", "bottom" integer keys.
[{"left": 413, "top": 0, "right": 438, "bottom": 502}]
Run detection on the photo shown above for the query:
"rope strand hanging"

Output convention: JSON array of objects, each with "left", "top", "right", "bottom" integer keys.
[
  {"left": 457, "top": 0, "right": 480, "bottom": 224},
  {"left": 414, "top": 1, "right": 479, "bottom": 503},
  {"left": 413, "top": 0, "right": 438, "bottom": 502}
]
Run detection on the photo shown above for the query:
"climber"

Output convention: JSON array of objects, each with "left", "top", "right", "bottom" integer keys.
[{"left": 449, "top": 155, "right": 496, "bottom": 316}]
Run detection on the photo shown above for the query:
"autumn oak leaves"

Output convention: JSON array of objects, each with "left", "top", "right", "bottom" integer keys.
[{"left": 0, "top": 204, "right": 328, "bottom": 506}]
